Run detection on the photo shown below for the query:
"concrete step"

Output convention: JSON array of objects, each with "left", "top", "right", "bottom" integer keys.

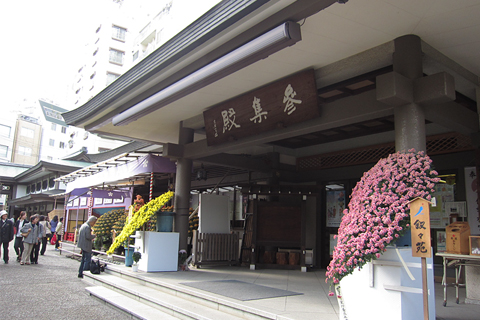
[
  {"left": 83, "top": 271, "right": 251, "bottom": 320},
  {"left": 86, "top": 285, "right": 178, "bottom": 320},
  {"left": 84, "top": 263, "right": 280, "bottom": 320}
]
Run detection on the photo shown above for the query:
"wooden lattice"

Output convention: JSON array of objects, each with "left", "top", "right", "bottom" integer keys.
[{"left": 297, "top": 132, "right": 473, "bottom": 171}]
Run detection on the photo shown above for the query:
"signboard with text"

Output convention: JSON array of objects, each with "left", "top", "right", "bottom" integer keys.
[
  {"left": 203, "top": 69, "right": 319, "bottom": 146},
  {"left": 409, "top": 198, "right": 432, "bottom": 258}
]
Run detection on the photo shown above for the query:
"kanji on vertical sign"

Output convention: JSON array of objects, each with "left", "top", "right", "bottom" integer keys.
[{"left": 409, "top": 197, "right": 432, "bottom": 258}]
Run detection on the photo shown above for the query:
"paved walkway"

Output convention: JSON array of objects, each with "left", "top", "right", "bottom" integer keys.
[
  {"left": 0, "top": 240, "right": 131, "bottom": 320},
  {"left": 2, "top": 239, "right": 480, "bottom": 319}
]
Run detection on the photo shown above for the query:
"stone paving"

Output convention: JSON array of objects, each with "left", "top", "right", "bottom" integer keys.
[{"left": 0, "top": 240, "right": 131, "bottom": 320}]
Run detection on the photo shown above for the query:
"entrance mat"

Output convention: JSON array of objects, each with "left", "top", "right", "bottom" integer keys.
[{"left": 180, "top": 279, "right": 303, "bottom": 301}]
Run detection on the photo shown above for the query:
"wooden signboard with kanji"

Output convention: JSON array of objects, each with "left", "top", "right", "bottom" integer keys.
[
  {"left": 409, "top": 197, "right": 432, "bottom": 258},
  {"left": 203, "top": 69, "right": 319, "bottom": 146}
]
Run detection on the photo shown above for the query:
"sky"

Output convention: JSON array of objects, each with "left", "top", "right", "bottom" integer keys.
[
  {"left": 0, "top": 0, "right": 102, "bottom": 113},
  {"left": 0, "top": 0, "right": 222, "bottom": 116}
]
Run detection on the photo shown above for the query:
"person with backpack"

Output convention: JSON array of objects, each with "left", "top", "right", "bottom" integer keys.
[{"left": 77, "top": 216, "right": 97, "bottom": 278}]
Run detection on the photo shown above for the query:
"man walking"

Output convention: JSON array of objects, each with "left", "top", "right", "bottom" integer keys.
[
  {"left": 77, "top": 216, "right": 97, "bottom": 278},
  {"left": 0, "top": 210, "right": 15, "bottom": 264}
]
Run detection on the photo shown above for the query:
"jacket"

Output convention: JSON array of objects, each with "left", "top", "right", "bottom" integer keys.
[
  {"left": 20, "top": 222, "right": 41, "bottom": 244},
  {"left": 0, "top": 218, "right": 14, "bottom": 243},
  {"left": 14, "top": 219, "right": 28, "bottom": 237},
  {"left": 77, "top": 222, "right": 95, "bottom": 253},
  {"left": 55, "top": 222, "right": 64, "bottom": 235},
  {"left": 39, "top": 221, "right": 51, "bottom": 236}
]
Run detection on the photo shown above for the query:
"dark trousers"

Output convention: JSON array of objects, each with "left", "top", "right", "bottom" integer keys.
[
  {"left": 14, "top": 236, "right": 24, "bottom": 258},
  {"left": 30, "top": 242, "right": 40, "bottom": 263},
  {"left": 55, "top": 234, "right": 62, "bottom": 248},
  {"left": 40, "top": 237, "right": 48, "bottom": 255},
  {"left": 1, "top": 241, "right": 9, "bottom": 262},
  {"left": 79, "top": 250, "right": 92, "bottom": 276}
]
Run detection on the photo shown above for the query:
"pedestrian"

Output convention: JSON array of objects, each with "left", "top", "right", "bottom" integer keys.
[
  {"left": 14, "top": 211, "right": 28, "bottom": 262},
  {"left": 55, "top": 217, "right": 64, "bottom": 250},
  {"left": 45, "top": 216, "right": 52, "bottom": 242},
  {"left": 39, "top": 215, "right": 51, "bottom": 255},
  {"left": 77, "top": 216, "right": 97, "bottom": 278},
  {"left": 50, "top": 215, "right": 58, "bottom": 237},
  {"left": 20, "top": 214, "right": 41, "bottom": 265},
  {"left": 30, "top": 215, "right": 44, "bottom": 264},
  {"left": 1, "top": 210, "right": 15, "bottom": 264}
]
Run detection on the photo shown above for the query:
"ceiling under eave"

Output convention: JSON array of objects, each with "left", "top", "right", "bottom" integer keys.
[{"left": 63, "top": 0, "right": 480, "bottom": 160}]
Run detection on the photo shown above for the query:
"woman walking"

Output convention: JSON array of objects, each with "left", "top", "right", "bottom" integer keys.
[
  {"left": 55, "top": 217, "right": 64, "bottom": 251},
  {"left": 14, "top": 211, "right": 28, "bottom": 262},
  {"left": 20, "top": 214, "right": 41, "bottom": 265},
  {"left": 40, "top": 215, "right": 51, "bottom": 255}
]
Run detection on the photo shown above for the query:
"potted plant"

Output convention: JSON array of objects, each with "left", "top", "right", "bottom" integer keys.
[
  {"left": 132, "top": 251, "right": 142, "bottom": 272},
  {"left": 178, "top": 249, "right": 188, "bottom": 271}
]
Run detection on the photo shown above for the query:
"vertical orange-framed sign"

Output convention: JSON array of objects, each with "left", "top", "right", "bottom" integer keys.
[{"left": 409, "top": 197, "right": 432, "bottom": 258}]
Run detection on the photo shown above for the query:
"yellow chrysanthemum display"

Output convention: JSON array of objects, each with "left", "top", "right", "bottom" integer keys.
[{"left": 107, "top": 191, "right": 174, "bottom": 254}]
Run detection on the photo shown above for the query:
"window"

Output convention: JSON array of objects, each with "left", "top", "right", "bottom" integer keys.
[
  {"left": 133, "top": 51, "right": 139, "bottom": 61},
  {"left": 49, "top": 178, "right": 55, "bottom": 188},
  {"left": 59, "top": 142, "right": 65, "bottom": 149},
  {"left": 96, "top": 25, "right": 101, "bottom": 33},
  {"left": 112, "top": 25, "right": 126, "bottom": 41},
  {"left": 20, "top": 127, "right": 34, "bottom": 138},
  {"left": 47, "top": 156, "right": 53, "bottom": 161},
  {"left": 36, "top": 182, "right": 41, "bottom": 192},
  {"left": 42, "top": 180, "right": 48, "bottom": 190},
  {"left": 90, "top": 71, "right": 96, "bottom": 79},
  {"left": 0, "top": 124, "right": 11, "bottom": 138},
  {"left": 51, "top": 123, "right": 57, "bottom": 131},
  {"left": 18, "top": 146, "right": 32, "bottom": 156},
  {"left": 109, "top": 48, "right": 124, "bottom": 65},
  {"left": 61, "top": 126, "right": 67, "bottom": 134},
  {"left": 75, "top": 88, "right": 81, "bottom": 94},
  {"left": 106, "top": 72, "right": 120, "bottom": 86},
  {"left": 0, "top": 145, "right": 7, "bottom": 158},
  {"left": 49, "top": 139, "right": 55, "bottom": 146},
  {"left": 26, "top": 185, "right": 30, "bottom": 194},
  {"left": 93, "top": 48, "right": 99, "bottom": 56}
]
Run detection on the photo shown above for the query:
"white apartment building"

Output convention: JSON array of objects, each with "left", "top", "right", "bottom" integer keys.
[
  {"left": 71, "top": 0, "right": 134, "bottom": 108},
  {"left": 69, "top": 0, "right": 222, "bottom": 108}
]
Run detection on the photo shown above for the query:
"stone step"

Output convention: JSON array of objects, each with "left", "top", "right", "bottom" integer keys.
[
  {"left": 87, "top": 263, "right": 279, "bottom": 320},
  {"left": 86, "top": 285, "right": 178, "bottom": 320},
  {"left": 83, "top": 271, "right": 250, "bottom": 320}
]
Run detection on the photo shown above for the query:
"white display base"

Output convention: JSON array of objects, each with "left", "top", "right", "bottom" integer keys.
[
  {"left": 338, "top": 247, "right": 435, "bottom": 320},
  {"left": 134, "top": 231, "right": 179, "bottom": 272}
]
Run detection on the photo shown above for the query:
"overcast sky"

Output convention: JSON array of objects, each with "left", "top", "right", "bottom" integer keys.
[
  {"left": 0, "top": 0, "right": 103, "bottom": 113},
  {"left": 0, "top": 0, "right": 221, "bottom": 116}
]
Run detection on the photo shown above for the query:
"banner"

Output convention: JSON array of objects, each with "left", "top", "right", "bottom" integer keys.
[{"left": 465, "top": 166, "right": 480, "bottom": 234}]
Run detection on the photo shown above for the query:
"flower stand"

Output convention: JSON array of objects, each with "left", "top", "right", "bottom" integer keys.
[
  {"left": 337, "top": 247, "right": 435, "bottom": 320},
  {"left": 134, "top": 231, "right": 179, "bottom": 272}
]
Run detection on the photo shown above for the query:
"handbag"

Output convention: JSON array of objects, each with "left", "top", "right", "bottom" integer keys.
[
  {"left": 50, "top": 233, "right": 57, "bottom": 245},
  {"left": 21, "top": 229, "right": 30, "bottom": 238}
]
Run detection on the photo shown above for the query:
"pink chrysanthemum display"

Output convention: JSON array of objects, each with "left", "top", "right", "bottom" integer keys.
[{"left": 325, "top": 150, "right": 439, "bottom": 290}]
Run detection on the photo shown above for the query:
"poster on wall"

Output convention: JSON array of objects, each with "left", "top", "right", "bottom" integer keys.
[
  {"left": 465, "top": 166, "right": 480, "bottom": 235},
  {"left": 80, "top": 197, "right": 87, "bottom": 206},
  {"left": 104, "top": 198, "right": 113, "bottom": 204},
  {"left": 436, "top": 231, "right": 446, "bottom": 252},
  {"left": 326, "top": 190, "right": 345, "bottom": 227},
  {"left": 94, "top": 198, "right": 103, "bottom": 205},
  {"left": 430, "top": 184, "right": 454, "bottom": 228}
]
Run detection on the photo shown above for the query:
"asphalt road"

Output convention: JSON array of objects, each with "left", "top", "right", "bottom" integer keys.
[{"left": 0, "top": 240, "right": 131, "bottom": 320}]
